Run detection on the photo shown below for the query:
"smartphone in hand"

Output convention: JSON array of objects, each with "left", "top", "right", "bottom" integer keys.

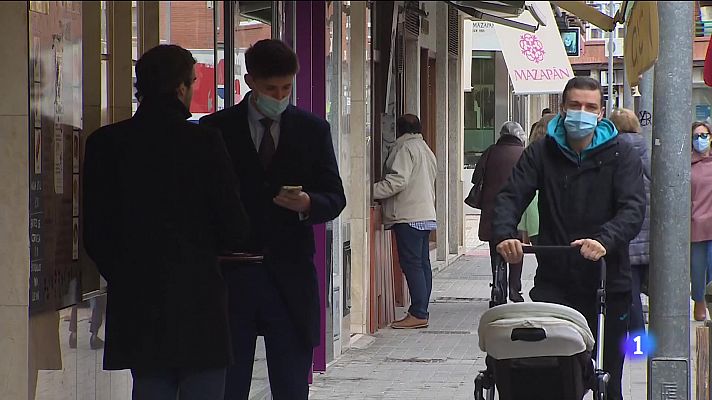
[{"left": 281, "top": 185, "right": 303, "bottom": 193}]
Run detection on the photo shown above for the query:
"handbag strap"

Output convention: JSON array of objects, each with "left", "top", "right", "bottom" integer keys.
[{"left": 471, "top": 146, "right": 491, "bottom": 185}]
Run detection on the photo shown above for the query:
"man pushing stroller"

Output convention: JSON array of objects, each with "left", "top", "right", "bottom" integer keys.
[{"left": 493, "top": 77, "right": 646, "bottom": 400}]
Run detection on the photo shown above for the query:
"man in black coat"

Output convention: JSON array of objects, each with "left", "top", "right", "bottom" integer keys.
[
  {"left": 200, "top": 39, "right": 346, "bottom": 399},
  {"left": 83, "top": 45, "right": 249, "bottom": 399},
  {"left": 493, "top": 77, "right": 645, "bottom": 400}
]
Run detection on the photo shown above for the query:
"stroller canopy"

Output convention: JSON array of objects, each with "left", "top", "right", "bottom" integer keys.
[{"left": 478, "top": 302, "right": 595, "bottom": 360}]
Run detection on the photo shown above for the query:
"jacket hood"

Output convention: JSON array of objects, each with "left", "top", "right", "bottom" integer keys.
[
  {"left": 499, "top": 121, "right": 526, "bottom": 144},
  {"left": 547, "top": 113, "right": 618, "bottom": 159}
]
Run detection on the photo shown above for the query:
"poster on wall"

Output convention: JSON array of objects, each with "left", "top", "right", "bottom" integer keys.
[
  {"left": 29, "top": 1, "right": 49, "bottom": 14},
  {"left": 72, "top": 129, "right": 80, "bottom": 173},
  {"left": 29, "top": 1, "right": 83, "bottom": 314},
  {"left": 72, "top": 217, "right": 79, "bottom": 261},
  {"left": 54, "top": 122, "right": 64, "bottom": 194},
  {"left": 33, "top": 83, "right": 42, "bottom": 128},
  {"left": 32, "top": 36, "right": 41, "bottom": 82},
  {"left": 72, "top": 174, "right": 79, "bottom": 216},
  {"left": 34, "top": 129, "right": 42, "bottom": 175},
  {"left": 53, "top": 33, "right": 64, "bottom": 114}
]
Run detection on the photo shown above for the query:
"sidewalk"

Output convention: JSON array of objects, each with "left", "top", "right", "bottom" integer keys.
[
  {"left": 308, "top": 252, "right": 493, "bottom": 399},
  {"left": 308, "top": 215, "right": 653, "bottom": 399}
]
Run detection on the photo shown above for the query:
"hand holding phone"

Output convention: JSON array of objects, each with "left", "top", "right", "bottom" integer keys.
[{"left": 274, "top": 185, "right": 310, "bottom": 213}]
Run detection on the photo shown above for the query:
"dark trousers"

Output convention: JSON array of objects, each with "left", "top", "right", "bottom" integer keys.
[
  {"left": 530, "top": 284, "right": 630, "bottom": 400},
  {"left": 131, "top": 367, "right": 226, "bottom": 400},
  {"left": 488, "top": 242, "right": 523, "bottom": 295},
  {"left": 629, "top": 264, "right": 648, "bottom": 333},
  {"left": 393, "top": 224, "right": 433, "bottom": 319},
  {"left": 223, "top": 264, "right": 313, "bottom": 400},
  {"left": 69, "top": 296, "right": 106, "bottom": 334}
]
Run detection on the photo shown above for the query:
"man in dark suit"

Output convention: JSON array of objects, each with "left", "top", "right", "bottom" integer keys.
[
  {"left": 200, "top": 39, "right": 346, "bottom": 399},
  {"left": 83, "top": 45, "right": 249, "bottom": 400}
]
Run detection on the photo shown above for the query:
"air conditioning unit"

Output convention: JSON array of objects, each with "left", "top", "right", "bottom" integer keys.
[{"left": 604, "top": 38, "right": 624, "bottom": 58}]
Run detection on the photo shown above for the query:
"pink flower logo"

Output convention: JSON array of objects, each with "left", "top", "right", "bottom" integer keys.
[{"left": 519, "top": 33, "right": 545, "bottom": 64}]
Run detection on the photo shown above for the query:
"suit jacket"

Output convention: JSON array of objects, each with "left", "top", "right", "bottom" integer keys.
[
  {"left": 83, "top": 96, "right": 249, "bottom": 370},
  {"left": 200, "top": 93, "right": 346, "bottom": 347}
]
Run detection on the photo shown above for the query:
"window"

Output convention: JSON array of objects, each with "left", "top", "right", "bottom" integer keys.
[
  {"left": 159, "top": 1, "right": 272, "bottom": 121},
  {"left": 463, "top": 51, "right": 496, "bottom": 168},
  {"left": 585, "top": 1, "right": 624, "bottom": 40}
]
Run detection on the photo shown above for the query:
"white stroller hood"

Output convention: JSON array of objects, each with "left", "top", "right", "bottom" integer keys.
[{"left": 478, "top": 302, "right": 595, "bottom": 360}]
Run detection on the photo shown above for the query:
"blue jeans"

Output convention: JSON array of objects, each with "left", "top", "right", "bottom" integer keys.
[
  {"left": 393, "top": 224, "right": 433, "bottom": 320},
  {"left": 131, "top": 367, "right": 226, "bottom": 400},
  {"left": 690, "top": 241, "right": 712, "bottom": 301}
]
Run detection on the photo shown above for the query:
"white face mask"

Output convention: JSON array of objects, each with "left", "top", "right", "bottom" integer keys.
[{"left": 254, "top": 91, "right": 290, "bottom": 119}]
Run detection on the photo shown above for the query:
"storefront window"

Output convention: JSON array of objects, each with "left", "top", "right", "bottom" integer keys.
[
  {"left": 340, "top": 0, "right": 352, "bottom": 325},
  {"left": 463, "top": 51, "right": 495, "bottom": 168},
  {"left": 101, "top": 1, "right": 109, "bottom": 126},
  {"left": 131, "top": 1, "right": 138, "bottom": 115},
  {"left": 160, "top": 1, "right": 218, "bottom": 121},
  {"left": 158, "top": 1, "right": 271, "bottom": 121},
  {"left": 28, "top": 3, "right": 130, "bottom": 399},
  {"left": 234, "top": 2, "right": 272, "bottom": 105}
]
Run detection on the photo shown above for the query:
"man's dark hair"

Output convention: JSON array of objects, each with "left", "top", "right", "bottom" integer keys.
[
  {"left": 245, "top": 39, "right": 300, "bottom": 79},
  {"left": 561, "top": 76, "right": 604, "bottom": 107},
  {"left": 396, "top": 114, "right": 422, "bottom": 136},
  {"left": 134, "top": 45, "right": 196, "bottom": 101},
  {"left": 541, "top": 108, "right": 552, "bottom": 116}
]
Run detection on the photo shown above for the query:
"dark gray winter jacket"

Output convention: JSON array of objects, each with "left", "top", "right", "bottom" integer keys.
[{"left": 618, "top": 132, "right": 650, "bottom": 266}]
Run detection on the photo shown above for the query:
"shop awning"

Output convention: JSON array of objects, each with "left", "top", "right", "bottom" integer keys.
[
  {"left": 493, "top": 1, "right": 574, "bottom": 94},
  {"left": 551, "top": 1, "right": 628, "bottom": 32},
  {"left": 446, "top": 1, "right": 546, "bottom": 32}
]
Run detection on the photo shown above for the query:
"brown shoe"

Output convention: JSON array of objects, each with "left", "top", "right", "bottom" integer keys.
[
  {"left": 391, "top": 314, "right": 428, "bottom": 329},
  {"left": 393, "top": 313, "right": 410, "bottom": 324},
  {"left": 694, "top": 301, "right": 707, "bottom": 321}
]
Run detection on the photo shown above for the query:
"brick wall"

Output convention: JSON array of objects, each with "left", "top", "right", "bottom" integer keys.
[{"left": 159, "top": 1, "right": 270, "bottom": 51}]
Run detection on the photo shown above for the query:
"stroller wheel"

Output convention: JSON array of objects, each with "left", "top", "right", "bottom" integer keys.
[{"left": 474, "top": 371, "right": 495, "bottom": 400}]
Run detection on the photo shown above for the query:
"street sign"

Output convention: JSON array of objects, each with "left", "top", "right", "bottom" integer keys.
[{"left": 625, "top": 1, "right": 659, "bottom": 87}]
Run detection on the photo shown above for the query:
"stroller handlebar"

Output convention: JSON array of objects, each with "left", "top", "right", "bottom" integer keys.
[{"left": 521, "top": 245, "right": 580, "bottom": 254}]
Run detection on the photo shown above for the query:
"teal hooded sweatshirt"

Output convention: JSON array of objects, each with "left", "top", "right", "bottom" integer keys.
[{"left": 547, "top": 113, "right": 619, "bottom": 164}]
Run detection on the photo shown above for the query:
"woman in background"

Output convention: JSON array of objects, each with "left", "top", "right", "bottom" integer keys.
[
  {"left": 610, "top": 108, "right": 650, "bottom": 331},
  {"left": 518, "top": 114, "right": 555, "bottom": 247},
  {"left": 690, "top": 121, "right": 712, "bottom": 321}
]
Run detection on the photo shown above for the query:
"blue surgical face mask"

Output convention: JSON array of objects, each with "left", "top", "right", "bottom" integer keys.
[
  {"left": 694, "top": 134, "right": 710, "bottom": 153},
  {"left": 254, "top": 91, "right": 290, "bottom": 119},
  {"left": 564, "top": 109, "right": 599, "bottom": 140}
]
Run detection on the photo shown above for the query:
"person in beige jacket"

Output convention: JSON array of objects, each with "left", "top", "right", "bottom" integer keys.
[{"left": 374, "top": 114, "right": 437, "bottom": 329}]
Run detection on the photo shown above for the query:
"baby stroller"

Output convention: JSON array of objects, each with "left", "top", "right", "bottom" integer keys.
[{"left": 474, "top": 246, "right": 610, "bottom": 400}]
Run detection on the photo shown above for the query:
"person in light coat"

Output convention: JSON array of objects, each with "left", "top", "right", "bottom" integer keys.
[{"left": 374, "top": 114, "right": 437, "bottom": 329}]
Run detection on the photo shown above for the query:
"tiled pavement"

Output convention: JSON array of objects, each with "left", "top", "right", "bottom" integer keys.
[
  {"left": 308, "top": 254, "right": 492, "bottom": 400},
  {"left": 308, "top": 215, "right": 655, "bottom": 399}
]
